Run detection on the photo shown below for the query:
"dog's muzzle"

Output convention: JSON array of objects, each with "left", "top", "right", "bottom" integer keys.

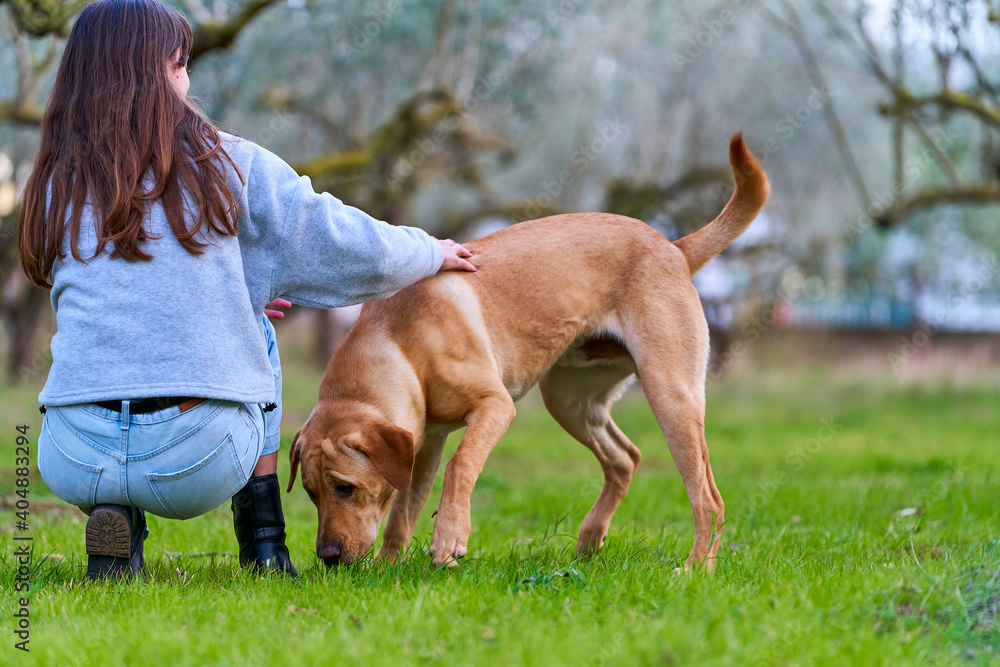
[{"left": 318, "top": 543, "right": 342, "bottom": 567}]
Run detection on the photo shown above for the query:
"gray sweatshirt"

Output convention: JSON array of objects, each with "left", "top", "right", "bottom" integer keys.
[{"left": 38, "top": 132, "right": 443, "bottom": 406}]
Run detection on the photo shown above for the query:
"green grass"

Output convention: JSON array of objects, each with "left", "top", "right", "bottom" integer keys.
[{"left": 1, "top": 361, "right": 998, "bottom": 665}]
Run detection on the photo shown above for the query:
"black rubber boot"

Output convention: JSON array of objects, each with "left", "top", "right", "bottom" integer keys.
[
  {"left": 232, "top": 473, "right": 298, "bottom": 577},
  {"left": 85, "top": 505, "right": 147, "bottom": 581}
]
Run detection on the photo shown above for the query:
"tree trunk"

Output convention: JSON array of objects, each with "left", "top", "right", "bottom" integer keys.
[{"left": 4, "top": 279, "right": 49, "bottom": 384}]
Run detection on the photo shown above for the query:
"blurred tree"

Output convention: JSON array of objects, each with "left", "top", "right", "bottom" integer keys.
[
  {"left": 828, "top": 0, "right": 1000, "bottom": 227},
  {"left": 5, "top": 0, "right": 997, "bottom": 382},
  {"left": 5, "top": 0, "right": 89, "bottom": 36},
  {"left": 0, "top": 0, "right": 282, "bottom": 381}
]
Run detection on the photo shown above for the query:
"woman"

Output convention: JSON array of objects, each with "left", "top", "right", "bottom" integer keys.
[{"left": 17, "top": 0, "right": 476, "bottom": 581}]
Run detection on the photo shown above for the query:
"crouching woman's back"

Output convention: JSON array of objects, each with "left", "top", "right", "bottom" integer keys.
[{"left": 17, "top": 0, "right": 472, "bottom": 582}]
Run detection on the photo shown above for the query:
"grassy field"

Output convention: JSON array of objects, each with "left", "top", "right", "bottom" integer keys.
[{"left": 0, "top": 345, "right": 998, "bottom": 666}]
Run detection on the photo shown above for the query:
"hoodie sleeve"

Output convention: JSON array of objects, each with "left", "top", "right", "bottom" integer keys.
[{"left": 234, "top": 136, "right": 444, "bottom": 309}]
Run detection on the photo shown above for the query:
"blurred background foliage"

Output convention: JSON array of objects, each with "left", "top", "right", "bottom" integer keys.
[{"left": 1, "top": 0, "right": 999, "bottom": 380}]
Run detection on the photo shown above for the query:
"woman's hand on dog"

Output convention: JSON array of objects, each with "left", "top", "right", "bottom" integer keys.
[{"left": 436, "top": 238, "right": 478, "bottom": 272}]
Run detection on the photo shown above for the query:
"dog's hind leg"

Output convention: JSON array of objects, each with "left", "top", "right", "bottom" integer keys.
[
  {"left": 379, "top": 430, "right": 448, "bottom": 561},
  {"left": 646, "top": 386, "right": 724, "bottom": 572},
  {"left": 622, "top": 288, "right": 725, "bottom": 572},
  {"left": 539, "top": 362, "right": 641, "bottom": 555},
  {"left": 648, "top": 388, "right": 724, "bottom": 572}
]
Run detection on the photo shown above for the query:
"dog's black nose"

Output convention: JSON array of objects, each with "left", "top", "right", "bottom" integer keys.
[{"left": 319, "top": 543, "right": 341, "bottom": 567}]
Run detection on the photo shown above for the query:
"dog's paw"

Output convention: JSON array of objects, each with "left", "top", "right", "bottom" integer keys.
[
  {"left": 576, "top": 520, "right": 608, "bottom": 555},
  {"left": 429, "top": 507, "right": 471, "bottom": 568}
]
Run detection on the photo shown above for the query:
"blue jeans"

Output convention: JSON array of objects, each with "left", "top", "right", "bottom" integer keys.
[{"left": 38, "top": 316, "right": 283, "bottom": 519}]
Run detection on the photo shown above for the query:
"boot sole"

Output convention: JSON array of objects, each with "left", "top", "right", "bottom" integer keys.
[
  {"left": 86, "top": 506, "right": 131, "bottom": 559},
  {"left": 86, "top": 506, "right": 144, "bottom": 581}
]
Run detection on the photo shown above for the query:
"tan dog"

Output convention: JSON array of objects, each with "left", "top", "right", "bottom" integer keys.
[{"left": 289, "top": 133, "right": 769, "bottom": 570}]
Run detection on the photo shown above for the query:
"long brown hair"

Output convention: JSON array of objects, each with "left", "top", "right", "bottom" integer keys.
[{"left": 18, "top": 0, "right": 242, "bottom": 288}]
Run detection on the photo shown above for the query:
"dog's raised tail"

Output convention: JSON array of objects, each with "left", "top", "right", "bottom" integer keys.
[{"left": 673, "top": 132, "right": 770, "bottom": 275}]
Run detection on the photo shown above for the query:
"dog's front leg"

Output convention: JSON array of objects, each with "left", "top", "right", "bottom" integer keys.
[
  {"left": 379, "top": 430, "right": 448, "bottom": 561},
  {"left": 429, "top": 394, "right": 516, "bottom": 567}
]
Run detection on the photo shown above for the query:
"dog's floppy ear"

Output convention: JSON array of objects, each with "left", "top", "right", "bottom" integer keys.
[
  {"left": 287, "top": 430, "right": 302, "bottom": 493},
  {"left": 358, "top": 422, "right": 415, "bottom": 490}
]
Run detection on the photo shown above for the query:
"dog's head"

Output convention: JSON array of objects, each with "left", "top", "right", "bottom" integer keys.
[{"left": 287, "top": 401, "right": 414, "bottom": 566}]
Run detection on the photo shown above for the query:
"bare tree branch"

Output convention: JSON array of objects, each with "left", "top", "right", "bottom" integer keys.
[
  {"left": 24, "top": 34, "right": 60, "bottom": 102},
  {"left": 878, "top": 90, "right": 1000, "bottom": 130},
  {"left": 286, "top": 89, "right": 510, "bottom": 231},
  {"left": 849, "top": 1, "right": 893, "bottom": 87},
  {"left": 454, "top": 0, "right": 482, "bottom": 104},
  {"left": 0, "top": 25, "right": 50, "bottom": 124},
  {"left": 417, "top": 0, "right": 457, "bottom": 93},
  {"left": 290, "top": 148, "right": 373, "bottom": 179},
  {"left": 903, "top": 112, "right": 960, "bottom": 185},
  {"left": 6, "top": 0, "right": 90, "bottom": 37},
  {"left": 765, "top": 0, "right": 872, "bottom": 210},
  {"left": 0, "top": 102, "right": 44, "bottom": 125},
  {"left": 604, "top": 166, "right": 732, "bottom": 225},
  {"left": 883, "top": 185, "right": 1000, "bottom": 226},
  {"left": 0, "top": 0, "right": 283, "bottom": 127},
  {"left": 190, "top": 0, "right": 280, "bottom": 59},
  {"left": 829, "top": 0, "right": 1000, "bottom": 227},
  {"left": 891, "top": 0, "right": 905, "bottom": 194}
]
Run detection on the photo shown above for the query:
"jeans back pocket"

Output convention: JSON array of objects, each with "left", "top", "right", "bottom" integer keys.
[
  {"left": 146, "top": 433, "right": 251, "bottom": 520},
  {"left": 38, "top": 421, "right": 103, "bottom": 509}
]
